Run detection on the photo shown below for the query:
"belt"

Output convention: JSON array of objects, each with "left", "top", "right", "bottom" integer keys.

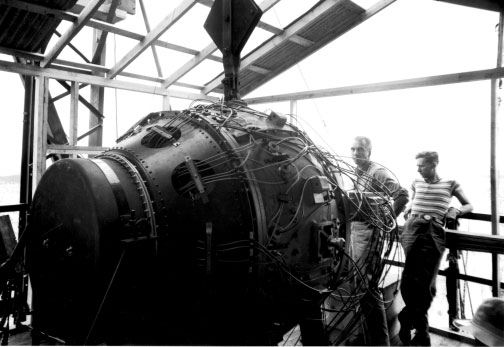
[{"left": 411, "top": 213, "right": 444, "bottom": 225}]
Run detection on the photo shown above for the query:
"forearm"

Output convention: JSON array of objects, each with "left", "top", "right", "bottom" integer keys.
[
  {"left": 453, "top": 187, "right": 473, "bottom": 216},
  {"left": 393, "top": 194, "right": 409, "bottom": 217},
  {"left": 446, "top": 203, "right": 473, "bottom": 221},
  {"left": 456, "top": 203, "right": 474, "bottom": 216}
]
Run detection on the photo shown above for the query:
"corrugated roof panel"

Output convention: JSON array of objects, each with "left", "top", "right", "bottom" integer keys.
[
  {"left": 235, "top": 0, "right": 365, "bottom": 96},
  {"left": 0, "top": 0, "right": 78, "bottom": 53},
  {"left": 300, "top": 0, "right": 364, "bottom": 42}
]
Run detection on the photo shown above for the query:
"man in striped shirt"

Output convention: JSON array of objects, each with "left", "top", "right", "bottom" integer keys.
[{"left": 399, "top": 151, "right": 473, "bottom": 346}]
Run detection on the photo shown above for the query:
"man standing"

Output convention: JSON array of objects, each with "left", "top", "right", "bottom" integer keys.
[
  {"left": 399, "top": 151, "right": 473, "bottom": 346},
  {"left": 350, "top": 136, "right": 409, "bottom": 346}
]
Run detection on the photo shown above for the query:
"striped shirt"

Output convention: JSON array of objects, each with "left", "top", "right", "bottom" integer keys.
[{"left": 410, "top": 178, "right": 460, "bottom": 221}]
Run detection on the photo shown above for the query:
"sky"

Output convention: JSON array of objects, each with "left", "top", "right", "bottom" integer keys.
[{"left": 0, "top": 0, "right": 502, "bottom": 215}]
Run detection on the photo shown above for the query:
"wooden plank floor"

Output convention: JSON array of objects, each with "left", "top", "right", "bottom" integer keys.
[
  {"left": 5, "top": 327, "right": 476, "bottom": 346},
  {"left": 276, "top": 324, "right": 476, "bottom": 346},
  {"left": 429, "top": 334, "right": 474, "bottom": 347}
]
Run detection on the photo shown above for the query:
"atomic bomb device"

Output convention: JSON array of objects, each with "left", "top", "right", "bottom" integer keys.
[
  {"left": 17, "top": 0, "right": 397, "bottom": 345},
  {"left": 28, "top": 104, "right": 349, "bottom": 344}
]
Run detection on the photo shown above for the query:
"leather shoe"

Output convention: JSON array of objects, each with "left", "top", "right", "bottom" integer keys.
[
  {"left": 449, "top": 316, "right": 460, "bottom": 332},
  {"left": 411, "top": 333, "right": 431, "bottom": 346}
]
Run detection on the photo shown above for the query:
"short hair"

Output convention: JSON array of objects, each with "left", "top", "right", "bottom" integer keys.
[
  {"left": 354, "top": 136, "right": 372, "bottom": 151},
  {"left": 416, "top": 151, "right": 439, "bottom": 164}
]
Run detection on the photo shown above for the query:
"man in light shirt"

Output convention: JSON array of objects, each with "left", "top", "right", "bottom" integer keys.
[{"left": 349, "top": 136, "right": 409, "bottom": 346}]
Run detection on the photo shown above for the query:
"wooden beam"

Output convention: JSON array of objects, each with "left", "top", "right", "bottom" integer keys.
[
  {"left": 57, "top": 80, "right": 104, "bottom": 120},
  {"left": 89, "top": 28, "right": 106, "bottom": 148},
  {"left": 490, "top": 11, "right": 503, "bottom": 298},
  {"left": 50, "top": 83, "right": 89, "bottom": 103},
  {"left": 138, "top": 0, "right": 163, "bottom": 77},
  {"left": 395, "top": 224, "right": 504, "bottom": 255},
  {"left": 42, "top": 0, "right": 107, "bottom": 67},
  {"left": 459, "top": 212, "right": 504, "bottom": 224},
  {"left": 162, "top": 42, "right": 217, "bottom": 88},
  {"left": 162, "top": 95, "right": 171, "bottom": 111},
  {"left": 445, "top": 230, "right": 504, "bottom": 254},
  {"left": 244, "top": 67, "right": 504, "bottom": 104},
  {"left": 78, "top": 124, "right": 102, "bottom": 141},
  {"left": 168, "top": 80, "right": 204, "bottom": 90},
  {"left": 0, "top": 47, "right": 44, "bottom": 62},
  {"left": 32, "top": 76, "right": 49, "bottom": 193},
  {"left": 51, "top": 59, "right": 206, "bottom": 89},
  {"left": 46, "top": 144, "right": 109, "bottom": 155},
  {"left": 107, "top": 0, "right": 198, "bottom": 79},
  {"left": 0, "top": 59, "right": 219, "bottom": 101},
  {"left": 69, "top": 81, "right": 79, "bottom": 151},
  {"left": 154, "top": 41, "right": 222, "bottom": 62},
  {"left": 54, "top": 30, "right": 90, "bottom": 64},
  {"left": 0, "top": 204, "right": 29, "bottom": 213},
  {"left": 289, "top": 100, "right": 297, "bottom": 124},
  {"left": 91, "top": 0, "right": 119, "bottom": 64},
  {"left": 429, "top": 327, "right": 476, "bottom": 346}
]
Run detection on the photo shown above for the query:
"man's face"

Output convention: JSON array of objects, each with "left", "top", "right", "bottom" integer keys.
[
  {"left": 416, "top": 158, "right": 436, "bottom": 180},
  {"left": 351, "top": 139, "right": 370, "bottom": 167}
]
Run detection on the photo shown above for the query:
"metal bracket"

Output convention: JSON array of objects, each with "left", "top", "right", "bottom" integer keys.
[
  {"left": 206, "top": 222, "right": 212, "bottom": 277},
  {"left": 185, "top": 156, "right": 209, "bottom": 203}
]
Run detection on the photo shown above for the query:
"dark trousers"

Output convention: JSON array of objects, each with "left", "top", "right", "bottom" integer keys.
[
  {"left": 361, "top": 289, "right": 390, "bottom": 345},
  {"left": 445, "top": 253, "right": 460, "bottom": 319},
  {"left": 400, "top": 217, "right": 446, "bottom": 335}
]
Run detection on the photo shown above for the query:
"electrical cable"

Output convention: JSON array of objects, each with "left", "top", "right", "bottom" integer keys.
[{"left": 156, "top": 104, "right": 401, "bottom": 344}]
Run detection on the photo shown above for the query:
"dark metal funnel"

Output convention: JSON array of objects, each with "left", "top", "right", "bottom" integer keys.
[{"left": 204, "top": 0, "right": 262, "bottom": 102}]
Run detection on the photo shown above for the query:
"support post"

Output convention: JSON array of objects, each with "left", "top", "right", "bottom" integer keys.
[
  {"left": 162, "top": 94, "right": 171, "bottom": 111},
  {"left": 89, "top": 29, "right": 105, "bottom": 150},
  {"left": 490, "top": 12, "right": 503, "bottom": 297},
  {"left": 19, "top": 72, "right": 34, "bottom": 234},
  {"left": 32, "top": 76, "right": 49, "bottom": 195},
  {"left": 70, "top": 81, "right": 79, "bottom": 158},
  {"left": 289, "top": 99, "right": 297, "bottom": 124}
]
